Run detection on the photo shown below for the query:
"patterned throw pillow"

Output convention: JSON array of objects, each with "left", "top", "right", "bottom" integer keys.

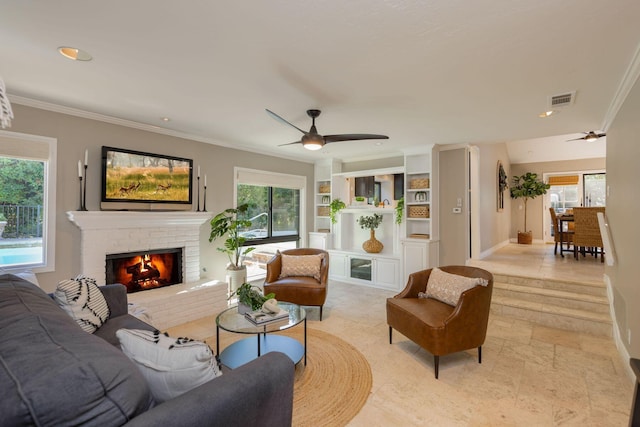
[
  {"left": 279, "top": 254, "right": 323, "bottom": 281},
  {"left": 116, "top": 329, "right": 222, "bottom": 403},
  {"left": 424, "top": 268, "right": 488, "bottom": 306},
  {"left": 54, "top": 275, "right": 110, "bottom": 333}
]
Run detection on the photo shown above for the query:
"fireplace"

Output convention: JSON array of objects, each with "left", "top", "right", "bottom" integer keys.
[{"left": 106, "top": 248, "right": 183, "bottom": 293}]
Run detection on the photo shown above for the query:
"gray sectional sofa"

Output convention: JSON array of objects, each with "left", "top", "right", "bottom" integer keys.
[{"left": 0, "top": 274, "right": 295, "bottom": 426}]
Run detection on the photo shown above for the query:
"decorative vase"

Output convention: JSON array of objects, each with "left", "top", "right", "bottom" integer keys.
[
  {"left": 238, "top": 302, "right": 252, "bottom": 314},
  {"left": 226, "top": 265, "right": 247, "bottom": 295},
  {"left": 362, "top": 229, "right": 383, "bottom": 253}
]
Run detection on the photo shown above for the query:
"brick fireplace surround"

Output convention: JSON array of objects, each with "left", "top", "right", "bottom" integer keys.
[{"left": 67, "top": 211, "right": 227, "bottom": 329}]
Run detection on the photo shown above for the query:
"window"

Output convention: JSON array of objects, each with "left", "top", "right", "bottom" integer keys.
[
  {"left": 0, "top": 131, "right": 56, "bottom": 272},
  {"left": 235, "top": 168, "right": 306, "bottom": 280}
]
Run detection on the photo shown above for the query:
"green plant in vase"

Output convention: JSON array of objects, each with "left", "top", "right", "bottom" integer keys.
[
  {"left": 230, "top": 283, "right": 275, "bottom": 313},
  {"left": 395, "top": 197, "right": 404, "bottom": 225},
  {"left": 329, "top": 198, "right": 346, "bottom": 224},
  {"left": 509, "top": 172, "right": 550, "bottom": 244},
  {"left": 209, "top": 203, "right": 256, "bottom": 291},
  {"left": 357, "top": 213, "right": 384, "bottom": 253}
]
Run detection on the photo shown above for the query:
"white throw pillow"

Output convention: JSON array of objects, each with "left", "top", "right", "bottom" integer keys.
[
  {"left": 54, "top": 275, "right": 110, "bottom": 333},
  {"left": 425, "top": 268, "right": 488, "bottom": 306},
  {"left": 279, "top": 253, "right": 323, "bottom": 281},
  {"left": 116, "top": 329, "right": 222, "bottom": 403}
]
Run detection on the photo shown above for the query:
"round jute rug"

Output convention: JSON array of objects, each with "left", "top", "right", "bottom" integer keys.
[
  {"left": 212, "top": 327, "right": 372, "bottom": 427},
  {"left": 285, "top": 328, "right": 372, "bottom": 427}
]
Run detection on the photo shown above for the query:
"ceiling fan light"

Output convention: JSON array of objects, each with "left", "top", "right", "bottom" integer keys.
[
  {"left": 302, "top": 134, "right": 324, "bottom": 150},
  {"left": 585, "top": 135, "right": 598, "bottom": 142},
  {"left": 303, "top": 140, "right": 323, "bottom": 150}
]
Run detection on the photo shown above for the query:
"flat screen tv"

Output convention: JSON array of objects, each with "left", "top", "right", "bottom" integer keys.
[{"left": 101, "top": 146, "right": 193, "bottom": 211}]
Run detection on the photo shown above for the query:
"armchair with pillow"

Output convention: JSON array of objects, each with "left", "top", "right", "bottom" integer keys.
[
  {"left": 386, "top": 266, "right": 493, "bottom": 379},
  {"left": 264, "top": 248, "right": 329, "bottom": 320}
]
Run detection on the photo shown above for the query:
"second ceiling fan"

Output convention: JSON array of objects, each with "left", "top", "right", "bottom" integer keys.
[
  {"left": 266, "top": 109, "right": 389, "bottom": 150},
  {"left": 567, "top": 131, "right": 606, "bottom": 142}
]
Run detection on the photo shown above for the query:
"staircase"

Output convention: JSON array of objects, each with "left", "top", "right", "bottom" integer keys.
[{"left": 491, "top": 273, "right": 612, "bottom": 337}]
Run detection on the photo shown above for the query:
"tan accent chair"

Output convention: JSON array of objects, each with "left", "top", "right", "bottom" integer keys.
[
  {"left": 549, "top": 208, "right": 574, "bottom": 257},
  {"left": 573, "top": 207, "right": 606, "bottom": 262},
  {"left": 386, "top": 266, "right": 493, "bottom": 379},
  {"left": 264, "top": 248, "right": 329, "bottom": 320}
]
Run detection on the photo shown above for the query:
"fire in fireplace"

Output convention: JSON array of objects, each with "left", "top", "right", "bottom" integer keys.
[{"left": 106, "top": 248, "right": 183, "bottom": 293}]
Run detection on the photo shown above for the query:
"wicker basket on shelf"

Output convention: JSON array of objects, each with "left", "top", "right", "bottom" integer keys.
[
  {"left": 408, "top": 205, "right": 430, "bottom": 218},
  {"left": 317, "top": 206, "right": 330, "bottom": 217},
  {"left": 409, "top": 178, "right": 430, "bottom": 189},
  {"left": 318, "top": 183, "right": 331, "bottom": 193}
]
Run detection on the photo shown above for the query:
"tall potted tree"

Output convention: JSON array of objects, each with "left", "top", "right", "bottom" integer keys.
[
  {"left": 209, "top": 203, "right": 256, "bottom": 292},
  {"left": 510, "top": 172, "right": 550, "bottom": 244}
]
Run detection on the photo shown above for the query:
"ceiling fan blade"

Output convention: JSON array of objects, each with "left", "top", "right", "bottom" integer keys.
[
  {"left": 324, "top": 134, "right": 389, "bottom": 143},
  {"left": 266, "top": 109, "right": 307, "bottom": 134},
  {"left": 277, "top": 141, "right": 302, "bottom": 147},
  {"left": 566, "top": 137, "right": 587, "bottom": 141}
]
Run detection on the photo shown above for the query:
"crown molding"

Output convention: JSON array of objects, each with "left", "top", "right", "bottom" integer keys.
[
  {"left": 601, "top": 41, "right": 640, "bottom": 132},
  {"left": 8, "top": 95, "right": 313, "bottom": 164}
]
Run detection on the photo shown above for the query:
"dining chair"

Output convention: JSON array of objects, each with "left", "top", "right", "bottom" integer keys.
[
  {"left": 573, "top": 207, "right": 605, "bottom": 262},
  {"left": 549, "top": 208, "right": 574, "bottom": 257}
]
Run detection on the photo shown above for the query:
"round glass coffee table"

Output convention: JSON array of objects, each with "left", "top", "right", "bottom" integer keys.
[{"left": 216, "top": 302, "right": 306, "bottom": 369}]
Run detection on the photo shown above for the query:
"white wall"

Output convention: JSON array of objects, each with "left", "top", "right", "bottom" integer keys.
[
  {"left": 477, "top": 143, "right": 511, "bottom": 253},
  {"left": 606, "top": 77, "right": 640, "bottom": 358}
]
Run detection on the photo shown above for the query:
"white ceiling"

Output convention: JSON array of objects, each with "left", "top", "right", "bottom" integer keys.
[{"left": 1, "top": 0, "right": 637, "bottom": 163}]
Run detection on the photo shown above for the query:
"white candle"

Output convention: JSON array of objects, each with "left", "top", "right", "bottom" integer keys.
[
  {"left": 78, "top": 160, "right": 82, "bottom": 177},
  {"left": 84, "top": 149, "right": 88, "bottom": 166},
  {"left": 204, "top": 174, "right": 207, "bottom": 187},
  {"left": 198, "top": 165, "right": 200, "bottom": 178}
]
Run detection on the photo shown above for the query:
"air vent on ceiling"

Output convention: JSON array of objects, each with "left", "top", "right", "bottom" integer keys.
[{"left": 549, "top": 91, "right": 576, "bottom": 108}]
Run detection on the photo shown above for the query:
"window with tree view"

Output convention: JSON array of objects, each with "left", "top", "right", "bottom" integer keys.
[
  {"left": 0, "top": 156, "right": 46, "bottom": 268},
  {"left": 237, "top": 183, "right": 300, "bottom": 280}
]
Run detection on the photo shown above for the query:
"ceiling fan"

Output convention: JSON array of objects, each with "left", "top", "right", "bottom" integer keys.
[
  {"left": 567, "top": 131, "right": 606, "bottom": 142},
  {"left": 266, "top": 109, "right": 389, "bottom": 150}
]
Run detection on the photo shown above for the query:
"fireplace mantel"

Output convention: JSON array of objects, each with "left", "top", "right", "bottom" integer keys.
[
  {"left": 67, "top": 211, "right": 212, "bottom": 230},
  {"left": 67, "top": 210, "right": 212, "bottom": 286}
]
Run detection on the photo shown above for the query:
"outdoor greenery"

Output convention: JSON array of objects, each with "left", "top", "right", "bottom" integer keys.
[
  {"left": 209, "top": 203, "right": 256, "bottom": 268},
  {"left": 510, "top": 172, "right": 550, "bottom": 232},
  {"left": 357, "top": 213, "right": 383, "bottom": 230},
  {"left": 0, "top": 158, "right": 44, "bottom": 206},
  {"left": 329, "top": 198, "right": 346, "bottom": 224},
  {"left": 237, "top": 184, "right": 299, "bottom": 235},
  {"left": 231, "top": 283, "right": 275, "bottom": 310}
]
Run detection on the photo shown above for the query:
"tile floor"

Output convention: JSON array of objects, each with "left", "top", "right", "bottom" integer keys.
[{"left": 168, "top": 243, "right": 634, "bottom": 426}]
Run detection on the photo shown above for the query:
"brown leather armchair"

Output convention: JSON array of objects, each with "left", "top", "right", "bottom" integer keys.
[
  {"left": 264, "top": 248, "right": 329, "bottom": 320},
  {"left": 386, "top": 266, "right": 493, "bottom": 379}
]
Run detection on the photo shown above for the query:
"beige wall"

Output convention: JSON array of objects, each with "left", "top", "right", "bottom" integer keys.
[
  {"left": 509, "top": 158, "right": 606, "bottom": 241},
  {"left": 438, "top": 148, "right": 467, "bottom": 265},
  {"left": 476, "top": 143, "right": 511, "bottom": 253},
  {"left": 606, "top": 78, "right": 640, "bottom": 357},
  {"left": 8, "top": 104, "right": 314, "bottom": 292}
]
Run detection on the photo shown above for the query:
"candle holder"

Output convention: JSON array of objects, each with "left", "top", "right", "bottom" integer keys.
[
  {"left": 203, "top": 185, "right": 207, "bottom": 212},
  {"left": 78, "top": 176, "right": 84, "bottom": 211},
  {"left": 196, "top": 176, "right": 201, "bottom": 212},
  {"left": 81, "top": 164, "right": 88, "bottom": 211}
]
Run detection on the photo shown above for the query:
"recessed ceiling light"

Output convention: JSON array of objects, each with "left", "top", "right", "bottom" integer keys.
[
  {"left": 375, "top": 142, "right": 383, "bottom": 146},
  {"left": 58, "top": 46, "right": 92, "bottom": 61},
  {"left": 161, "top": 117, "right": 170, "bottom": 122},
  {"left": 538, "top": 110, "right": 558, "bottom": 118}
]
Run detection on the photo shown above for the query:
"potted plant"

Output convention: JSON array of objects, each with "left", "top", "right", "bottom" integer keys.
[
  {"left": 230, "top": 282, "right": 275, "bottom": 314},
  {"left": 395, "top": 197, "right": 404, "bottom": 225},
  {"left": 509, "top": 172, "right": 550, "bottom": 244},
  {"left": 357, "top": 213, "right": 384, "bottom": 253},
  {"left": 209, "top": 203, "right": 256, "bottom": 292},
  {"left": 329, "top": 198, "right": 346, "bottom": 224}
]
